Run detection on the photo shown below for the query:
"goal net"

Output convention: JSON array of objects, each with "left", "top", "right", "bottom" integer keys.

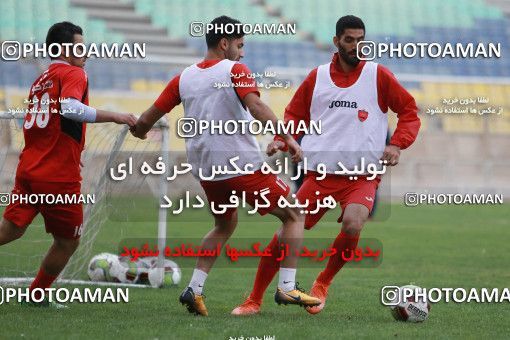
[{"left": 0, "top": 112, "right": 169, "bottom": 284}]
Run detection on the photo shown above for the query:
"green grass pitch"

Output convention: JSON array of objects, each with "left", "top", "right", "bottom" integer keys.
[{"left": 0, "top": 202, "right": 509, "bottom": 339}]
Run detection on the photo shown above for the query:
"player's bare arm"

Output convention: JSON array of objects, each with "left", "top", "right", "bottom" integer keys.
[
  {"left": 242, "top": 92, "right": 303, "bottom": 163},
  {"left": 95, "top": 110, "right": 137, "bottom": 126}
]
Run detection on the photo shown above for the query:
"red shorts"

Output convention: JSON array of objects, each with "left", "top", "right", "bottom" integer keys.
[
  {"left": 296, "top": 173, "right": 381, "bottom": 229},
  {"left": 200, "top": 170, "right": 290, "bottom": 218},
  {"left": 3, "top": 177, "right": 83, "bottom": 239}
]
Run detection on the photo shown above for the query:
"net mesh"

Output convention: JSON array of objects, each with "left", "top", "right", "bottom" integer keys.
[{"left": 0, "top": 115, "right": 167, "bottom": 280}]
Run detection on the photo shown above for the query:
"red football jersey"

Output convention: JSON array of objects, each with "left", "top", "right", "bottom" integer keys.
[{"left": 16, "top": 61, "right": 89, "bottom": 182}]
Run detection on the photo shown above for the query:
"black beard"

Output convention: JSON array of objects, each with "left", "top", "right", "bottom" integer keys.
[{"left": 338, "top": 46, "right": 360, "bottom": 67}]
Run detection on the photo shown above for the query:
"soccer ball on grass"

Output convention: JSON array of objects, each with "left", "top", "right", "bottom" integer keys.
[{"left": 389, "top": 285, "right": 431, "bottom": 323}]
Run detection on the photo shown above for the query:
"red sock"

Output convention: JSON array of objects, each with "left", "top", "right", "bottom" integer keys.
[
  {"left": 317, "top": 231, "right": 360, "bottom": 286},
  {"left": 30, "top": 268, "right": 58, "bottom": 300},
  {"left": 249, "top": 233, "right": 280, "bottom": 304}
]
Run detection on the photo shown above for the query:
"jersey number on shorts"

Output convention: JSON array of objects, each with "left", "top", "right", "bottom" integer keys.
[{"left": 73, "top": 224, "right": 84, "bottom": 237}]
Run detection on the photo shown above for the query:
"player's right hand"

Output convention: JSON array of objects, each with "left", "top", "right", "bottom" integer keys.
[{"left": 286, "top": 138, "right": 303, "bottom": 163}]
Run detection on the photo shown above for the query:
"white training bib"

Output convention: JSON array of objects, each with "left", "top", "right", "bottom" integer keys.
[
  {"left": 301, "top": 61, "right": 388, "bottom": 173},
  {"left": 179, "top": 59, "right": 263, "bottom": 180}
]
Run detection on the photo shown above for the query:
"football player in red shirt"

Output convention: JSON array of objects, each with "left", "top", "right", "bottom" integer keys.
[
  {"left": 233, "top": 15, "right": 421, "bottom": 315},
  {"left": 0, "top": 22, "right": 137, "bottom": 307}
]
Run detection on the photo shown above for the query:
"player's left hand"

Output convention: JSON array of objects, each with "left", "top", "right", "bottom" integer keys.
[
  {"left": 113, "top": 113, "right": 138, "bottom": 127},
  {"left": 380, "top": 144, "right": 401, "bottom": 166},
  {"left": 266, "top": 140, "right": 286, "bottom": 156}
]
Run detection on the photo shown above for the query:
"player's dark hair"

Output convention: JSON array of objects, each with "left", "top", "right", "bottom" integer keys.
[
  {"left": 205, "top": 16, "right": 245, "bottom": 49},
  {"left": 336, "top": 15, "right": 365, "bottom": 37},
  {"left": 46, "top": 21, "right": 83, "bottom": 60}
]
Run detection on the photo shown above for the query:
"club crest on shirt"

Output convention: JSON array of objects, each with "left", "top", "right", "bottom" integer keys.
[{"left": 358, "top": 109, "right": 368, "bottom": 122}]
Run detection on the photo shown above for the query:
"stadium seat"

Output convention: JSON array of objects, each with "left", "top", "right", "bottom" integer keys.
[{"left": 0, "top": 0, "right": 125, "bottom": 43}]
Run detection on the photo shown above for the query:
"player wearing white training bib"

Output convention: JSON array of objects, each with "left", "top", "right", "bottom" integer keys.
[
  {"left": 131, "top": 15, "right": 321, "bottom": 316},
  {"left": 179, "top": 58, "right": 263, "bottom": 180},
  {"left": 233, "top": 15, "right": 421, "bottom": 317}
]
